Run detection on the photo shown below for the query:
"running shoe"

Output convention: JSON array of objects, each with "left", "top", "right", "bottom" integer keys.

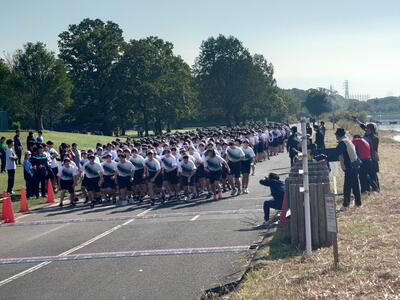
[
  {"left": 230, "top": 189, "right": 237, "bottom": 196},
  {"left": 236, "top": 188, "right": 242, "bottom": 195}
]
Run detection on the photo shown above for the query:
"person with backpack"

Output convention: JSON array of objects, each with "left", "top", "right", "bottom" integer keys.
[{"left": 334, "top": 128, "right": 361, "bottom": 211}]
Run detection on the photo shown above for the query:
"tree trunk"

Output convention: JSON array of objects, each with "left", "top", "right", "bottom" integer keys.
[{"left": 35, "top": 114, "right": 44, "bottom": 131}]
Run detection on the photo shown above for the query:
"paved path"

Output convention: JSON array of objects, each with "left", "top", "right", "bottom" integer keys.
[{"left": 0, "top": 153, "right": 290, "bottom": 300}]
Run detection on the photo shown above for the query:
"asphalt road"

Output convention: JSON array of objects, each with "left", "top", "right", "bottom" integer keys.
[{"left": 0, "top": 153, "right": 290, "bottom": 300}]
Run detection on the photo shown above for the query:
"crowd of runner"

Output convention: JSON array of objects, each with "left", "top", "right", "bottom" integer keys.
[{"left": 2, "top": 124, "right": 291, "bottom": 208}]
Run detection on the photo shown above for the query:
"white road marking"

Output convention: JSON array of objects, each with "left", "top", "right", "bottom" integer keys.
[
  {"left": 190, "top": 215, "right": 200, "bottom": 222},
  {"left": 136, "top": 207, "right": 153, "bottom": 217},
  {"left": 27, "top": 224, "right": 68, "bottom": 241},
  {"left": 0, "top": 205, "right": 156, "bottom": 287}
]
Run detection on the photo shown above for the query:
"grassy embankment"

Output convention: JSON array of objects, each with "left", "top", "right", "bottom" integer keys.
[{"left": 226, "top": 123, "right": 400, "bottom": 299}]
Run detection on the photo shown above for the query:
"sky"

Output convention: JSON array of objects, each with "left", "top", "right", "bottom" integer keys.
[{"left": 1, "top": 0, "right": 399, "bottom": 98}]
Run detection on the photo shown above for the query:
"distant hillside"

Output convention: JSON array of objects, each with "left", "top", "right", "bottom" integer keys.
[
  {"left": 284, "top": 88, "right": 400, "bottom": 114},
  {"left": 365, "top": 97, "right": 400, "bottom": 113}
]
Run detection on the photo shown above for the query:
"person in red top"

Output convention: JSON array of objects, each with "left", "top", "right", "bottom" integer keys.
[{"left": 352, "top": 135, "right": 378, "bottom": 193}]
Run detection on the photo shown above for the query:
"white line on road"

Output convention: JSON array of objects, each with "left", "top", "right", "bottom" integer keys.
[
  {"left": 190, "top": 215, "right": 200, "bottom": 221},
  {"left": 136, "top": 207, "right": 153, "bottom": 217},
  {"left": 27, "top": 224, "right": 68, "bottom": 242},
  {"left": 0, "top": 246, "right": 252, "bottom": 265},
  {"left": 0, "top": 206, "right": 154, "bottom": 287}
]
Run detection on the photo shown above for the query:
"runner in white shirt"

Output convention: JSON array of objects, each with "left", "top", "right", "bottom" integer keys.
[
  {"left": 226, "top": 141, "right": 245, "bottom": 196},
  {"left": 83, "top": 154, "right": 104, "bottom": 208},
  {"left": 129, "top": 148, "right": 146, "bottom": 202},
  {"left": 116, "top": 153, "right": 134, "bottom": 205},
  {"left": 101, "top": 153, "right": 118, "bottom": 203},
  {"left": 204, "top": 149, "right": 230, "bottom": 200},
  {"left": 178, "top": 153, "right": 197, "bottom": 201},
  {"left": 58, "top": 157, "right": 79, "bottom": 207},
  {"left": 144, "top": 150, "right": 162, "bottom": 205},
  {"left": 161, "top": 148, "right": 179, "bottom": 200},
  {"left": 241, "top": 140, "right": 256, "bottom": 193}
]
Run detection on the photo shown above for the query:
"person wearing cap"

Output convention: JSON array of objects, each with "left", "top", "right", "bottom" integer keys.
[
  {"left": 23, "top": 151, "right": 34, "bottom": 198},
  {"left": 178, "top": 153, "right": 197, "bottom": 201},
  {"left": 226, "top": 141, "right": 245, "bottom": 196},
  {"left": 116, "top": 153, "right": 134, "bottom": 205},
  {"left": 204, "top": 148, "right": 230, "bottom": 200},
  {"left": 161, "top": 148, "right": 179, "bottom": 200},
  {"left": 58, "top": 158, "right": 79, "bottom": 207},
  {"left": 334, "top": 128, "right": 361, "bottom": 211},
  {"left": 83, "top": 154, "right": 104, "bottom": 208},
  {"left": 241, "top": 140, "right": 255, "bottom": 194},
  {"left": 129, "top": 148, "right": 146, "bottom": 202},
  {"left": 353, "top": 117, "right": 380, "bottom": 192},
  {"left": 144, "top": 150, "right": 162, "bottom": 205},
  {"left": 101, "top": 153, "right": 118, "bottom": 203}
]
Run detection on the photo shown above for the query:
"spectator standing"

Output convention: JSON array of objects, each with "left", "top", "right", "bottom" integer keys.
[
  {"left": 13, "top": 130, "right": 23, "bottom": 164},
  {"left": 334, "top": 128, "right": 361, "bottom": 211},
  {"left": 71, "top": 143, "right": 81, "bottom": 167},
  {"left": 0, "top": 136, "right": 6, "bottom": 173},
  {"left": 319, "top": 121, "right": 326, "bottom": 138},
  {"left": 26, "top": 132, "right": 35, "bottom": 151},
  {"left": 36, "top": 130, "right": 44, "bottom": 144},
  {"left": 23, "top": 151, "right": 34, "bottom": 198},
  {"left": 352, "top": 135, "right": 378, "bottom": 193},
  {"left": 5, "top": 139, "right": 17, "bottom": 194},
  {"left": 31, "top": 145, "right": 50, "bottom": 198},
  {"left": 313, "top": 125, "right": 325, "bottom": 149},
  {"left": 286, "top": 126, "right": 300, "bottom": 167}
]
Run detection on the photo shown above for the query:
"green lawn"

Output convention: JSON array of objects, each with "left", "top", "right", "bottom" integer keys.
[
  {"left": 0, "top": 130, "right": 115, "bottom": 150},
  {"left": 0, "top": 130, "right": 117, "bottom": 214}
]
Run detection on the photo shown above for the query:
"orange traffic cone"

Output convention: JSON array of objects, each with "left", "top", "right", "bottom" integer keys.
[
  {"left": 2, "top": 192, "right": 15, "bottom": 224},
  {"left": 47, "top": 180, "right": 55, "bottom": 204},
  {"left": 19, "top": 187, "right": 29, "bottom": 213},
  {"left": 279, "top": 193, "right": 287, "bottom": 225}
]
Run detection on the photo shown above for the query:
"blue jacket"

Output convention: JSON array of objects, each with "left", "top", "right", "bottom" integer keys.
[{"left": 259, "top": 178, "right": 285, "bottom": 204}]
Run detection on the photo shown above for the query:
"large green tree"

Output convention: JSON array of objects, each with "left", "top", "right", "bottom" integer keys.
[
  {"left": 304, "top": 88, "right": 332, "bottom": 116},
  {"left": 12, "top": 42, "right": 72, "bottom": 130},
  {"left": 58, "top": 18, "right": 124, "bottom": 135},
  {"left": 194, "top": 35, "right": 282, "bottom": 125},
  {"left": 114, "top": 37, "right": 196, "bottom": 136}
]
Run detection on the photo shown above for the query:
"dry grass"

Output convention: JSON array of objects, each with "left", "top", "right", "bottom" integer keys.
[{"left": 227, "top": 125, "right": 400, "bottom": 299}]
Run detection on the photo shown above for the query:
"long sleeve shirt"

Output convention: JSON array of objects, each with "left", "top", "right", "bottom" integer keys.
[{"left": 259, "top": 178, "right": 285, "bottom": 204}]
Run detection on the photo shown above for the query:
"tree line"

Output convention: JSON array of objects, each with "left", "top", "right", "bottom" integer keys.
[{"left": 0, "top": 18, "right": 300, "bottom": 136}]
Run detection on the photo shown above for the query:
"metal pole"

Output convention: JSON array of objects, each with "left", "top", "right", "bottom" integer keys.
[{"left": 301, "top": 117, "right": 312, "bottom": 255}]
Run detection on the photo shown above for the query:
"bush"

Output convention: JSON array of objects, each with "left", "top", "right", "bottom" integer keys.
[{"left": 11, "top": 121, "right": 21, "bottom": 130}]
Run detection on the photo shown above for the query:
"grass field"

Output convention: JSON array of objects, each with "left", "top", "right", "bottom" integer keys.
[
  {"left": 0, "top": 130, "right": 118, "bottom": 213},
  {"left": 225, "top": 124, "right": 400, "bottom": 299}
]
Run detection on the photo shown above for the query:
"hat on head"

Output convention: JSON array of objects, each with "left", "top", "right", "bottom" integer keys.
[{"left": 335, "top": 128, "right": 346, "bottom": 137}]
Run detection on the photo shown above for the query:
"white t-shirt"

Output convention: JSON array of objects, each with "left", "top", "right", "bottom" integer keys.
[
  {"left": 5, "top": 148, "right": 16, "bottom": 170},
  {"left": 49, "top": 148, "right": 59, "bottom": 168},
  {"left": 129, "top": 155, "right": 145, "bottom": 170},
  {"left": 117, "top": 160, "right": 134, "bottom": 177},
  {"left": 242, "top": 146, "right": 255, "bottom": 161},
  {"left": 226, "top": 146, "right": 245, "bottom": 163},
  {"left": 161, "top": 155, "right": 178, "bottom": 171},
  {"left": 83, "top": 161, "right": 103, "bottom": 178},
  {"left": 144, "top": 158, "right": 161, "bottom": 173},
  {"left": 58, "top": 165, "right": 78, "bottom": 181},
  {"left": 102, "top": 161, "right": 118, "bottom": 176},
  {"left": 204, "top": 155, "right": 226, "bottom": 171},
  {"left": 179, "top": 160, "right": 197, "bottom": 177}
]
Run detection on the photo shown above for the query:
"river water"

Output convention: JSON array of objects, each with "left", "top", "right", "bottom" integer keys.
[{"left": 369, "top": 113, "right": 400, "bottom": 141}]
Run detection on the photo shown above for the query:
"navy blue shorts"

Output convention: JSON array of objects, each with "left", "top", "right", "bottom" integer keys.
[
  {"left": 102, "top": 175, "right": 116, "bottom": 189},
  {"left": 209, "top": 170, "right": 222, "bottom": 184},
  {"left": 86, "top": 177, "right": 100, "bottom": 192},
  {"left": 241, "top": 160, "right": 252, "bottom": 174},
  {"left": 228, "top": 161, "right": 241, "bottom": 178},
  {"left": 117, "top": 175, "right": 131, "bottom": 189},
  {"left": 133, "top": 169, "right": 145, "bottom": 185}
]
